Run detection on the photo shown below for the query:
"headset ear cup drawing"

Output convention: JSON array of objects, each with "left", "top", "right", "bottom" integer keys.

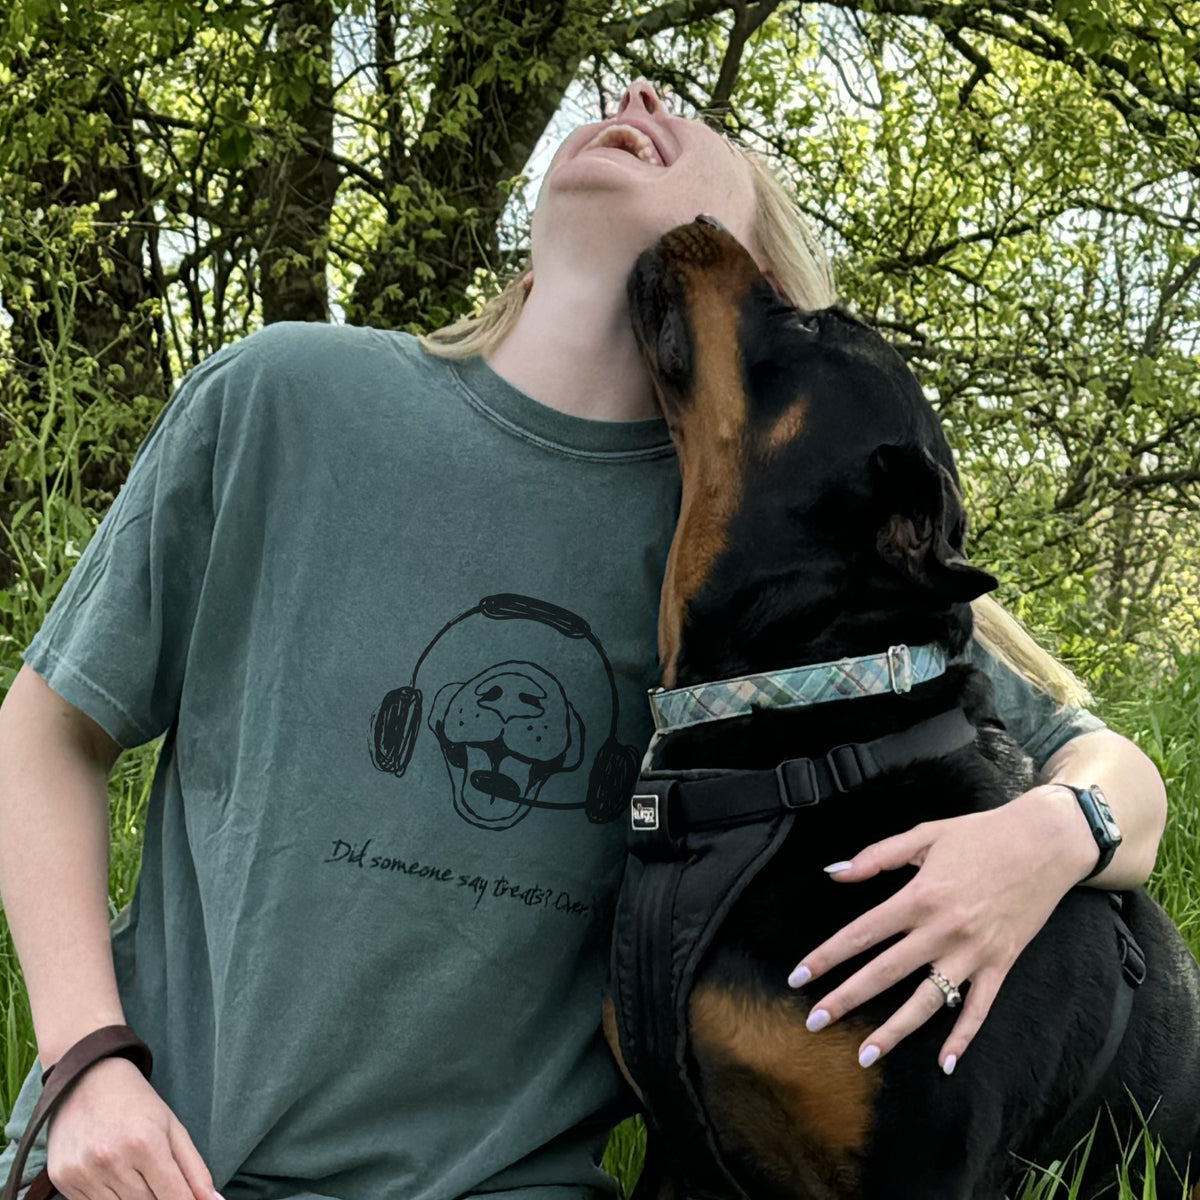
[
  {"left": 370, "top": 686, "right": 422, "bottom": 776},
  {"left": 586, "top": 738, "right": 640, "bottom": 824},
  {"left": 369, "top": 594, "right": 640, "bottom": 822}
]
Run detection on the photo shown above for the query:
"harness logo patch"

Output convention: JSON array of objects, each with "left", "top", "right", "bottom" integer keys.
[{"left": 630, "top": 795, "right": 659, "bottom": 832}]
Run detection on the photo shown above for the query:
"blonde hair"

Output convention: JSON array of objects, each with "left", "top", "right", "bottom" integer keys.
[
  {"left": 973, "top": 595, "right": 1090, "bottom": 706},
  {"left": 420, "top": 140, "right": 1088, "bottom": 708},
  {"left": 419, "top": 270, "right": 529, "bottom": 359}
]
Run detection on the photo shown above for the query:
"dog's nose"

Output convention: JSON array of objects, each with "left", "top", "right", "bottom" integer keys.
[{"left": 695, "top": 214, "right": 726, "bottom": 231}]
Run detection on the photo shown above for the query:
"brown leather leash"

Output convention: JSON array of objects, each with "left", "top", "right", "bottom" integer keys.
[{"left": 1, "top": 1026, "right": 153, "bottom": 1200}]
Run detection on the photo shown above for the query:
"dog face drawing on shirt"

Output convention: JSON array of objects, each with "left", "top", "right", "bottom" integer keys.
[
  {"left": 369, "top": 594, "right": 640, "bottom": 831},
  {"left": 428, "top": 661, "right": 584, "bottom": 829}
]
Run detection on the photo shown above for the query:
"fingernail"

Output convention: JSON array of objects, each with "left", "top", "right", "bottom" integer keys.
[
  {"left": 823, "top": 861, "right": 853, "bottom": 874},
  {"left": 806, "top": 1008, "right": 831, "bottom": 1032},
  {"left": 788, "top": 964, "right": 811, "bottom": 988},
  {"left": 942, "top": 1054, "right": 957, "bottom": 1076},
  {"left": 858, "top": 1044, "right": 880, "bottom": 1068}
]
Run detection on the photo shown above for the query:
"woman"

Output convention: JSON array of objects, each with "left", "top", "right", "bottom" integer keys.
[{"left": 0, "top": 79, "right": 1166, "bottom": 1200}]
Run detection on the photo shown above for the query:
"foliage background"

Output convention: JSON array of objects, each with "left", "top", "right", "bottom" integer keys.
[{"left": 1, "top": 0, "right": 1198, "bottom": 1192}]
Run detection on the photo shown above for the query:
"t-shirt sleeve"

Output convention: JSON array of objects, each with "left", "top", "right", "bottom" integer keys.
[
  {"left": 969, "top": 639, "right": 1106, "bottom": 770},
  {"left": 22, "top": 352, "right": 233, "bottom": 748}
]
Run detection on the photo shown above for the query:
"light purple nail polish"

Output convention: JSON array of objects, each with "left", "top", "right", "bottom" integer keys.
[
  {"left": 858, "top": 1044, "right": 880, "bottom": 1068},
  {"left": 942, "top": 1054, "right": 957, "bottom": 1076},
  {"left": 823, "top": 861, "right": 853, "bottom": 874},
  {"left": 806, "top": 1008, "right": 831, "bottom": 1032},
  {"left": 788, "top": 965, "right": 811, "bottom": 988}
]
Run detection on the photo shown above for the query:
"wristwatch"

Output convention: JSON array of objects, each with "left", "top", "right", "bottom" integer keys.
[{"left": 1061, "top": 784, "right": 1122, "bottom": 880}]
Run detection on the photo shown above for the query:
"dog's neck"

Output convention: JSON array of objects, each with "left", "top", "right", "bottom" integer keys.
[{"left": 668, "top": 551, "right": 975, "bottom": 692}]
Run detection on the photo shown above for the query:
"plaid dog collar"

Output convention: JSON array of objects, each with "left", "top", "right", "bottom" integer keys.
[{"left": 648, "top": 643, "right": 947, "bottom": 733}]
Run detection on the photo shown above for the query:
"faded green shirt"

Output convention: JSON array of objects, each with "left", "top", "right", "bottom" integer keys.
[{"left": 2, "top": 324, "right": 1102, "bottom": 1200}]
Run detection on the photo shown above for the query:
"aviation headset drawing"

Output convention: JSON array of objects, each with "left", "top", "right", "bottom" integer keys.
[{"left": 369, "top": 594, "right": 640, "bottom": 831}]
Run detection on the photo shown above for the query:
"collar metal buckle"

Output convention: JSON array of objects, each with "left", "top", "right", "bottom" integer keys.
[{"left": 887, "top": 644, "right": 913, "bottom": 694}]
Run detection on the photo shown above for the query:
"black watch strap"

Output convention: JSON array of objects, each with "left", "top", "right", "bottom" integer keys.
[{"left": 1061, "top": 783, "right": 1122, "bottom": 881}]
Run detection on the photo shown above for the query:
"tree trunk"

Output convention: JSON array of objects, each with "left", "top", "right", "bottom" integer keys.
[
  {"left": 256, "top": 0, "right": 340, "bottom": 326},
  {"left": 346, "top": 0, "right": 586, "bottom": 330}
]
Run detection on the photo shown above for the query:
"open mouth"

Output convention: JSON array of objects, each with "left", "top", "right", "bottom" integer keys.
[
  {"left": 584, "top": 122, "right": 667, "bottom": 166},
  {"left": 441, "top": 743, "right": 541, "bottom": 830}
]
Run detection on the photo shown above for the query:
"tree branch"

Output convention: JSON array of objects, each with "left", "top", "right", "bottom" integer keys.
[{"left": 603, "top": 0, "right": 735, "bottom": 47}]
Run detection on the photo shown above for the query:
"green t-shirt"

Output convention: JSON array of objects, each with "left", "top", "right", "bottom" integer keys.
[{"left": 1, "top": 323, "right": 1103, "bottom": 1200}]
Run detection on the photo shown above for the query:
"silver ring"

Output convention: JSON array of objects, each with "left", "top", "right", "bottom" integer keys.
[{"left": 928, "top": 967, "right": 962, "bottom": 1008}]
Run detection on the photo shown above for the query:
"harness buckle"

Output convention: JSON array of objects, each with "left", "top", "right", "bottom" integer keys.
[
  {"left": 628, "top": 777, "right": 685, "bottom": 860},
  {"left": 775, "top": 758, "right": 821, "bottom": 809},
  {"left": 1117, "top": 930, "right": 1147, "bottom": 989},
  {"left": 826, "top": 743, "right": 867, "bottom": 792},
  {"left": 887, "top": 644, "right": 913, "bottom": 694}
]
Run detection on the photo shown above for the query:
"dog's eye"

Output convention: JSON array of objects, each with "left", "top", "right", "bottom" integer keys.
[{"left": 793, "top": 314, "right": 819, "bottom": 336}]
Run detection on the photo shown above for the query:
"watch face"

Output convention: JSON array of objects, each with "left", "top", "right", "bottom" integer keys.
[{"left": 1087, "top": 786, "right": 1121, "bottom": 839}]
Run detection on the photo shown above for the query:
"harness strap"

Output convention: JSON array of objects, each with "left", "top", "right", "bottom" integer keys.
[
  {"left": 631, "top": 708, "right": 977, "bottom": 858},
  {"left": 612, "top": 812, "right": 797, "bottom": 1200},
  {"left": 1040, "top": 894, "right": 1146, "bottom": 1151}
]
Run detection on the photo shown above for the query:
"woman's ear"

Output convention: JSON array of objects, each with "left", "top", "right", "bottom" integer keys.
[{"left": 522, "top": 271, "right": 533, "bottom": 296}]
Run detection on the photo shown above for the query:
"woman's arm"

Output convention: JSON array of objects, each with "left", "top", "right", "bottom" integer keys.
[
  {"left": 0, "top": 664, "right": 218, "bottom": 1200},
  {"left": 0, "top": 664, "right": 125, "bottom": 1064},
  {"left": 1036, "top": 727, "right": 1167, "bottom": 889}
]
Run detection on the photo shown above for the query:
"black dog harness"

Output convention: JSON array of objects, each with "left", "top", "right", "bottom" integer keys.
[
  {"left": 609, "top": 705, "right": 1147, "bottom": 1200},
  {"left": 610, "top": 707, "right": 979, "bottom": 1199}
]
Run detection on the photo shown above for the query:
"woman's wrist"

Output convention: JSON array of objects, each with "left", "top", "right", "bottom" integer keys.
[
  {"left": 1036, "top": 730, "right": 1167, "bottom": 888},
  {"left": 36, "top": 1004, "right": 129, "bottom": 1069},
  {"left": 1013, "top": 783, "right": 1101, "bottom": 887},
  {"left": 40, "top": 1024, "right": 151, "bottom": 1086}
]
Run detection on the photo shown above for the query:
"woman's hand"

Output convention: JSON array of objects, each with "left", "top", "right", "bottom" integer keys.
[
  {"left": 46, "top": 1056, "right": 220, "bottom": 1200},
  {"left": 786, "top": 783, "right": 1098, "bottom": 1074}
]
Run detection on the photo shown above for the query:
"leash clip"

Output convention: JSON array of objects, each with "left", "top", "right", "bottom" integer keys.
[{"left": 887, "top": 644, "right": 913, "bottom": 693}]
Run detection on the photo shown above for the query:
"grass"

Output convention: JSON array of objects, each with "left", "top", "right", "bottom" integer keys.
[
  {"left": 1105, "top": 650, "right": 1200, "bottom": 949},
  {"left": 1009, "top": 1108, "right": 1194, "bottom": 1200}
]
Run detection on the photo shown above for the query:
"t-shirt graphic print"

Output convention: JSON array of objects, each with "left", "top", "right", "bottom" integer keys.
[{"left": 369, "top": 593, "right": 639, "bottom": 830}]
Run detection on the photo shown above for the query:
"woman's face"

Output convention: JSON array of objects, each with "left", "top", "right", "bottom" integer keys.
[{"left": 531, "top": 80, "right": 760, "bottom": 276}]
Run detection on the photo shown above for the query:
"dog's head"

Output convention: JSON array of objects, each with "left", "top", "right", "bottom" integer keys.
[{"left": 627, "top": 216, "right": 997, "bottom": 688}]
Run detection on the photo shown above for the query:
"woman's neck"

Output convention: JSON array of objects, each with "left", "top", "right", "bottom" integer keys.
[{"left": 484, "top": 267, "right": 659, "bottom": 422}]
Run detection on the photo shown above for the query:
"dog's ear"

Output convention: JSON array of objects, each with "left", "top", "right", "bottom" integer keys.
[{"left": 871, "top": 444, "right": 998, "bottom": 602}]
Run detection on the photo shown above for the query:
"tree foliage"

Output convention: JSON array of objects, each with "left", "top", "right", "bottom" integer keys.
[{"left": 1, "top": 0, "right": 1197, "bottom": 681}]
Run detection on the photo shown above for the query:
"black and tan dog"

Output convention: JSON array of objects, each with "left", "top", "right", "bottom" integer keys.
[{"left": 606, "top": 217, "right": 1200, "bottom": 1200}]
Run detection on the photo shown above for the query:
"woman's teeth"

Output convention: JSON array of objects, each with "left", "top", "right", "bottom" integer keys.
[{"left": 584, "top": 124, "right": 665, "bottom": 165}]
